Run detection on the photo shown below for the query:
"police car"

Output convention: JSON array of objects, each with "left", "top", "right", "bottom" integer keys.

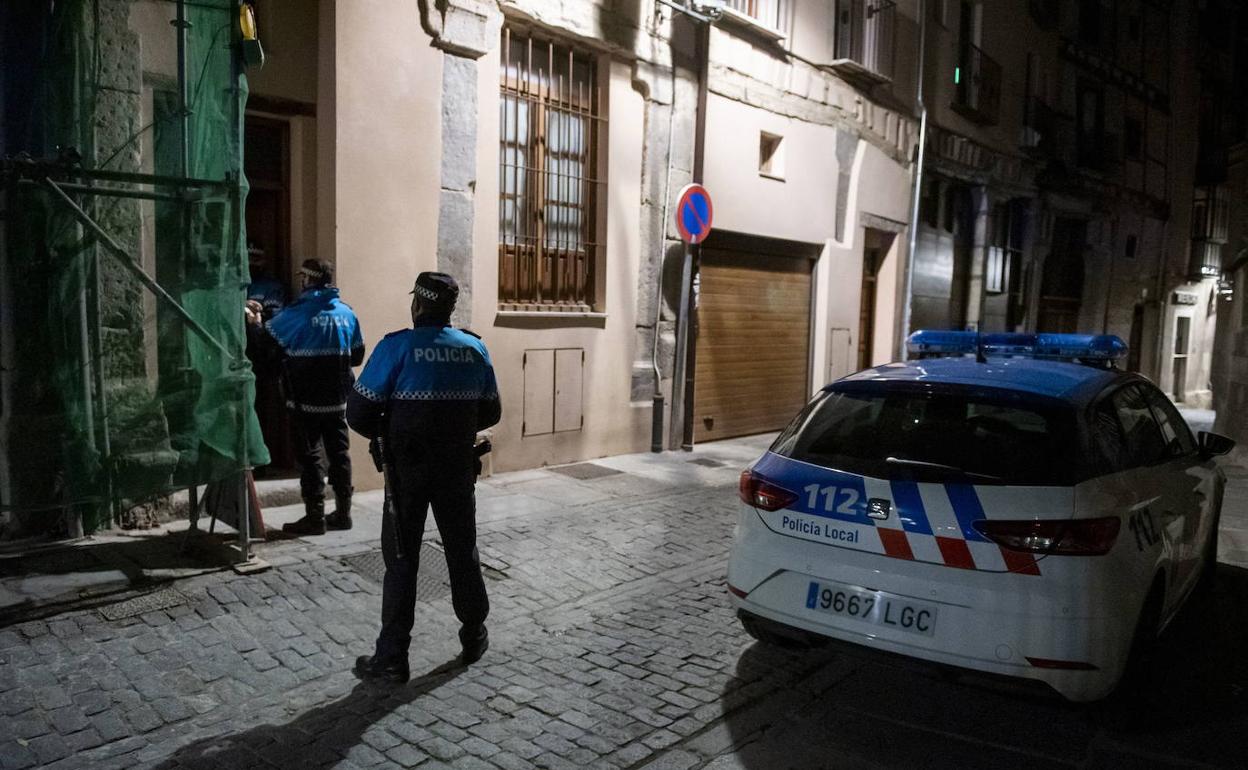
[{"left": 727, "top": 331, "right": 1235, "bottom": 701}]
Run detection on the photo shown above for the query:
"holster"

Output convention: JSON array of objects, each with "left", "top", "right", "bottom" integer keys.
[{"left": 473, "top": 439, "right": 492, "bottom": 478}]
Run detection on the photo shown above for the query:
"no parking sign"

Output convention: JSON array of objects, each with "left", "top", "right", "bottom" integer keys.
[{"left": 675, "top": 184, "right": 713, "bottom": 245}]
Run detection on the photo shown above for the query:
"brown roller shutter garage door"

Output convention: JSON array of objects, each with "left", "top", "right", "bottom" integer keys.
[{"left": 693, "top": 247, "right": 812, "bottom": 442}]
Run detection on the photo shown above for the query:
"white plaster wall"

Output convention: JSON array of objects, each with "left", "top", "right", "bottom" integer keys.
[
  {"left": 327, "top": 1, "right": 445, "bottom": 488},
  {"left": 702, "top": 93, "right": 839, "bottom": 245}
]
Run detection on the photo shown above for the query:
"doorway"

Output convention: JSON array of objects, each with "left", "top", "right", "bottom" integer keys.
[
  {"left": 1172, "top": 315, "right": 1190, "bottom": 402},
  {"left": 244, "top": 115, "right": 295, "bottom": 473},
  {"left": 693, "top": 242, "right": 814, "bottom": 442},
  {"left": 1038, "top": 217, "right": 1087, "bottom": 333},
  {"left": 859, "top": 228, "right": 895, "bottom": 370},
  {"left": 859, "top": 244, "right": 881, "bottom": 370}
]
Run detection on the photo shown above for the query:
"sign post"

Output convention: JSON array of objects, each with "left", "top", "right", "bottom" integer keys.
[{"left": 671, "top": 184, "right": 714, "bottom": 451}]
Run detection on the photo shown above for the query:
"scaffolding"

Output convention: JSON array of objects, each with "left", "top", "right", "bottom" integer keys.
[{"left": 0, "top": 0, "right": 269, "bottom": 549}]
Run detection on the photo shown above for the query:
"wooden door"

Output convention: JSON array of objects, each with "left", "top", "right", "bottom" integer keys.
[
  {"left": 693, "top": 248, "right": 813, "bottom": 442},
  {"left": 244, "top": 116, "right": 295, "bottom": 473}
]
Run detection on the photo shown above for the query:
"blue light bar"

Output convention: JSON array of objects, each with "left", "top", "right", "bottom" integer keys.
[
  {"left": 905, "top": 330, "right": 981, "bottom": 356},
  {"left": 906, "top": 330, "right": 1128, "bottom": 363}
]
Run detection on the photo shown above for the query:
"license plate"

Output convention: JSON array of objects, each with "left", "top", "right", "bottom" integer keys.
[{"left": 804, "top": 581, "right": 937, "bottom": 637}]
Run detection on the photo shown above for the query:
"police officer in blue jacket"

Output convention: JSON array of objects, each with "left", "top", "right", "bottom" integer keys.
[
  {"left": 249, "top": 258, "right": 365, "bottom": 535},
  {"left": 347, "top": 272, "right": 500, "bottom": 683},
  {"left": 246, "top": 244, "right": 287, "bottom": 321}
]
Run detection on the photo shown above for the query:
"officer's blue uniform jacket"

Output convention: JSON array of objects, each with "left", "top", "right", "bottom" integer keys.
[
  {"left": 263, "top": 287, "right": 365, "bottom": 413},
  {"left": 247, "top": 277, "right": 287, "bottom": 319},
  {"left": 346, "top": 320, "right": 501, "bottom": 449}
]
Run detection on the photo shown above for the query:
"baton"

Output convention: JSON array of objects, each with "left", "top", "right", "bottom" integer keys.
[{"left": 377, "top": 432, "right": 404, "bottom": 560}]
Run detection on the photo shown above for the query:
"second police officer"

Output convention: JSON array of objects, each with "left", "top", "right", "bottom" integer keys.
[
  {"left": 346, "top": 272, "right": 500, "bottom": 683},
  {"left": 249, "top": 259, "right": 365, "bottom": 535}
]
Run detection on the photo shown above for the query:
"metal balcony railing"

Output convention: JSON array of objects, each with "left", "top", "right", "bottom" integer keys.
[
  {"left": 823, "top": 0, "right": 894, "bottom": 87},
  {"left": 953, "top": 42, "right": 1001, "bottom": 125}
]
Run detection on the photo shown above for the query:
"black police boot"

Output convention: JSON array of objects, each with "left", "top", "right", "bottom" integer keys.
[
  {"left": 460, "top": 625, "right": 489, "bottom": 665},
  {"left": 283, "top": 499, "right": 326, "bottom": 536},
  {"left": 353, "top": 655, "right": 410, "bottom": 684},
  {"left": 326, "top": 490, "right": 353, "bottom": 531}
]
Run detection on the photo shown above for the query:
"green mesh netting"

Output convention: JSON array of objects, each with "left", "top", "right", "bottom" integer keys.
[{"left": 1, "top": 0, "right": 269, "bottom": 535}]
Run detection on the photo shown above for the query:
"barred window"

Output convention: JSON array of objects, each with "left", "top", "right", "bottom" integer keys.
[
  {"left": 499, "top": 29, "right": 605, "bottom": 310},
  {"left": 986, "top": 201, "right": 1024, "bottom": 294},
  {"left": 726, "top": 0, "right": 792, "bottom": 32}
]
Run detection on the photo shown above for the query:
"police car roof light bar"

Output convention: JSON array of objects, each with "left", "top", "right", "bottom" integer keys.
[{"left": 906, "top": 330, "right": 1128, "bottom": 366}]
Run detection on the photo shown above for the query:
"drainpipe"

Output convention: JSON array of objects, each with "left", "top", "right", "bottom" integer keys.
[
  {"left": 900, "top": 0, "right": 928, "bottom": 359},
  {"left": 1153, "top": 218, "right": 1171, "bottom": 385},
  {"left": 678, "top": 20, "right": 710, "bottom": 450},
  {"left": 651, "top": 7, "right": 680, "bottom": 453}
]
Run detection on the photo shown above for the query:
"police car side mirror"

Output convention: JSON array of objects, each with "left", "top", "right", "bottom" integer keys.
[{"left": 1198, "top": 431, "right": 1235, "bottom": 458}]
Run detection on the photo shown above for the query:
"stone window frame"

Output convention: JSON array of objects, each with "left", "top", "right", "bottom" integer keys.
[{"left": 497, "top": 27, "right": 606, "bottom": 312}]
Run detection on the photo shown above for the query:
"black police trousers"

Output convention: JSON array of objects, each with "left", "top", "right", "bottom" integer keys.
[
  {"left": 291, "top": 411, "right": 352, "bottom": 502},
  {"left": 374, "top": 448, "right": 489, "bottom": 663}
]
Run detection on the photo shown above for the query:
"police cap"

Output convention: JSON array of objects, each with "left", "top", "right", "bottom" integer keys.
[
  {"left": 298, "top": 258, "right": 334, "bottom": 286},
  {"left": 410, "top": 272, "right": 459, "bottom": 310}
]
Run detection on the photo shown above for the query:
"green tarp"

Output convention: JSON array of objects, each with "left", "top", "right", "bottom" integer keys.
[{"left": 2, "top": 0, "right": 269, "bottom": 535}]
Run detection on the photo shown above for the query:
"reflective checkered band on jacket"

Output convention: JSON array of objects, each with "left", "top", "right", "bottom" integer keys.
[
  {"left": 392, "top": 390, "right": 481, "bottom": 401},
  {"left": 285, "top": 348, "right": 356, "bottom": 357},
  {"left": 353, "top": 382, "right": 384, "bottom": 402},
  {"left": 288, "top": 401, "right": 347, "bottom": 413},
  {"left": 413, "top": 284, "right": 439, "bottom": 301}
]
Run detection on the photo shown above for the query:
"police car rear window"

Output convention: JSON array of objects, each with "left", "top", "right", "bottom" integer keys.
[{"left": 771, "top": 384, "right": 1080, "bottom": 486}]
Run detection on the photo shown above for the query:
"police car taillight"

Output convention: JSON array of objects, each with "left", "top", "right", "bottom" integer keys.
[
  {"left": 738, "top": 470, "right": 798, "bottom": 512},
  {"left": 973, "top": 517, "right": 1121, "bottom": 556}
]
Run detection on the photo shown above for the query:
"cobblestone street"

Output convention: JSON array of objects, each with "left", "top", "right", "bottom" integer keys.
[{"left": 1, "top": 436, "right": 1246, "bottom": 769}]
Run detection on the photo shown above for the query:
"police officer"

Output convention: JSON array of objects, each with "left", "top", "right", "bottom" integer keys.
[
  {"left": 248, "top": 258, "right": 365, "bottom": 535},
  {"left": 346, "top": 272, "right": 500, "bottom": 683},
  {"left": 246, "top": 243, "right": 287, "bottom": 321}
]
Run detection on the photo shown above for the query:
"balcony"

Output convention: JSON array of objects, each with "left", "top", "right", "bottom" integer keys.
[
  {"left": 952, "top": 43, "right": 1001, "bottom": 125},
  {"left": 1189, "top": 240, "right": 1223, "bottom": 281},
  {"left": 1192, "top": 186, "right": 1231, "bottom": 243},
  {"left": 824, "top": 0, "right": 894, "bottom": 88},
  {"left": 1019, "top": 97, "right": 1067, "bottom": 157}
]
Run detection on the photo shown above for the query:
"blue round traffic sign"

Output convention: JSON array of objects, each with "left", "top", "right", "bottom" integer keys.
[{"left": 675, "top": 184, "right": 713, "bottom": 244}]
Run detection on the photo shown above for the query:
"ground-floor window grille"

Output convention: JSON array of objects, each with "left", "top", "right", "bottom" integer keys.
[
  {"left": 987, "top": 201, "right": 1024, "bottom": 294},
  {"left": 499, "top": 28, "right": 605, "bottom": 310}
]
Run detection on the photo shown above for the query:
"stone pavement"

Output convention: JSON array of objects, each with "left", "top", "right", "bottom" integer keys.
[{"left": 0, "top": 435, "right": 1246, "bottom": 769}]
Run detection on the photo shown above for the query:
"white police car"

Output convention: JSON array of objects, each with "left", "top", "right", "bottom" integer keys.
[{"left": 727, "top": 331, "right": 1235, "bottom": 701}]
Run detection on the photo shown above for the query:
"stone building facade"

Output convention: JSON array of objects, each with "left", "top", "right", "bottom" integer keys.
[
  {"left": 241, "top": 0, "right": 920, "bottom": 482},
  {"left": 909, "top": 0, "right": 1215, "bottom": 407}
]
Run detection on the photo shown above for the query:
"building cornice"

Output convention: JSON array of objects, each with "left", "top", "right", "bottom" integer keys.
[
  {"left": 705, "top": 59, "right": 916, "bottom": 166},
  {"left": 923, "top": 123, "right": 1037, "bottom": 195}
]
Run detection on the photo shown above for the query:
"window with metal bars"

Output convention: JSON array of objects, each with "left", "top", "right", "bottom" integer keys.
[
  {"left": 986, "top": 201, "right": 1024, "bottom": 295},
  {"left": 498, "top": 28, "right": 605, "bottom": 310},
  {"left": 725, "top": 0, "right": 792, "bottom": 32}
]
